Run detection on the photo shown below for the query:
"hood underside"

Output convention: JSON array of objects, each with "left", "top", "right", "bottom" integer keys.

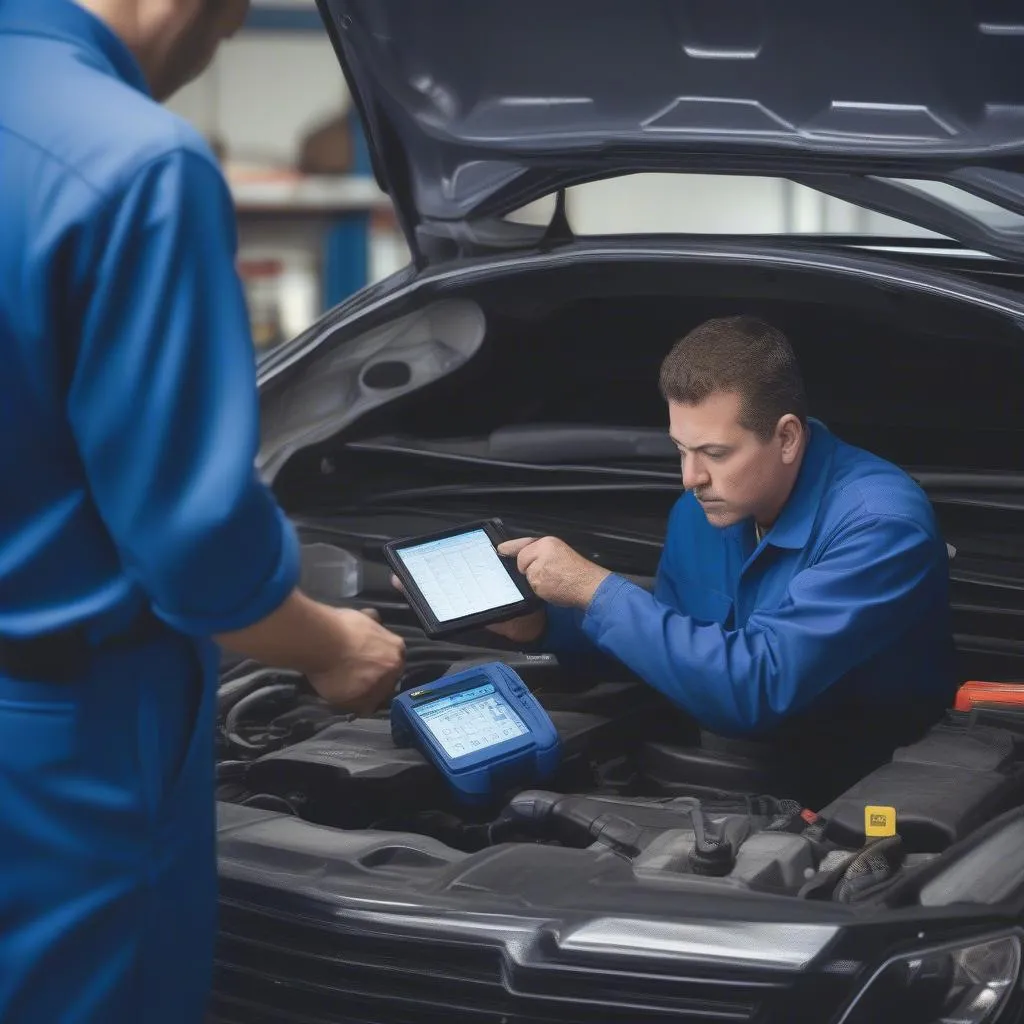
[{"left": 317, "top": 0, "right": 1024, "bottom": 261}]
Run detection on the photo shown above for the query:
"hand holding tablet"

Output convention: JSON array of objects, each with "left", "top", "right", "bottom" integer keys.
[
  {"left": 496, "top": 535, "right": 612, "bottom": 610},
  {"left": 384, "top": 519, "right": 543, "bottom": 638}
]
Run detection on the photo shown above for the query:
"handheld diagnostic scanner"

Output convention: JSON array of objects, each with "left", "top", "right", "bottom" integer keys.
[{"left": 390, "top": 662, "right": 561, "bottom": 804}]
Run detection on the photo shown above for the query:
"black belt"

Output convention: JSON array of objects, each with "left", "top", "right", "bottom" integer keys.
[{"left": 0, "top": 613, "right": 164, "bottom": 683}]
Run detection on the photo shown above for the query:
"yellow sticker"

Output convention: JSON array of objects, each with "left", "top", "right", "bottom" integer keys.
[{"left": 864, "top": 805, "right": 897, "bottom": 837}]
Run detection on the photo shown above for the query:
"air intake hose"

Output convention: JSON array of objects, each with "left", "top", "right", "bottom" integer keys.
[
  {"left": 833, "top": 836, "right": 905, "bottom": 903},
  {"left": 504, "top": 791, "right": 652, "bottom": 855}
]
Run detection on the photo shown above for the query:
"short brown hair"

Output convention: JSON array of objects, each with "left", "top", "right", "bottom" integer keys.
[{"left": 658, "top": 316, "right": 807, "bottom": 439}]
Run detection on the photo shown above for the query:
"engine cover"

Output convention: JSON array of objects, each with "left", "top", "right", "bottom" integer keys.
[
  {"left": 246, "top": 719, "right": 443, "bottom": 826},
  {"left": 822, "top": 717, "right": 1024, "bottom": 852},
  {"left": 246, "top": 708, "right": 630, "bottom": 827}
]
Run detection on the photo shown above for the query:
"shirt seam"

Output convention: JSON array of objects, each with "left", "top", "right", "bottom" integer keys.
[
  {"left": 811, "top": 509, "right": 934, "bottom": 565},
  {"left": 95, "top": 143, "right": 228, "bottom": 235},
  {"left": 0, "top": 120, "right": 217, "bottom": 215},
  {"left": 828, "top": 470, "right": 929, "bottom": 516},
  {"left": 0, "top": 124, "right": 106, "bottom": 201}
]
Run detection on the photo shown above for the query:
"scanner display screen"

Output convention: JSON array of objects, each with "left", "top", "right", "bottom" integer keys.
[
  {"left": 394, "top": 528, "right": 524, "bottom": 623},
  {"left": 414, "top": 683, "right": 528, "bottom": 759}
]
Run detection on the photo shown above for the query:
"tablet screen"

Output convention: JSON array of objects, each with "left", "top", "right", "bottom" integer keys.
[
  {"left": 394, "top": 528, "right": 525, "bottom": 623},
  {"left": 414, "top": 682, "right": 528, "bottom": 758}
]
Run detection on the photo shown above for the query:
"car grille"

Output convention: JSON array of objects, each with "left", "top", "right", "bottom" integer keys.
[{"left": 207, "top": 886, "right": 806, "bottom": 1024}]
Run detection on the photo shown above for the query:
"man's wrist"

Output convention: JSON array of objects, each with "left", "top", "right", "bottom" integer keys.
[
  {"left": 215, "top": 589, "right": 346, "bottom": 678},
  {"left": 574, "top": 565, "right": 613, "bottom": 610}
]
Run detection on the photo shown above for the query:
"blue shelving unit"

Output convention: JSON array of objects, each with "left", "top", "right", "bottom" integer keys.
[
  {"left": 237, "top": 6, "right": 387, "bottom": 308},
  {"left": 232, "top": 123, "right": 389, "bottom": 309},
  {"left": 323, "top": 115, "right": 376, "bottom": 307},
  {"left": 245, "top": 5, "right": 324, "bottom": 33}
]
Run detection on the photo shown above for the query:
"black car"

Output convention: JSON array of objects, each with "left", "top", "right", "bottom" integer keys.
[{"left": 208, "top": 3, "right": 1024, "bottom": 1022}]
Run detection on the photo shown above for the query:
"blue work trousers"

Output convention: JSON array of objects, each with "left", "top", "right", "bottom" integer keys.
[{"left": 0, "top": 634, "right": 217, "bottom": 1022}]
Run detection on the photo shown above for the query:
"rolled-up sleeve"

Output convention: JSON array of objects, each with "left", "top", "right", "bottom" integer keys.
[
  {"left": 68, "top": 144, "right": 298, "bottom": 636},
  {"left": 579, "top": 514, "right": 941, "bottom": 736}
]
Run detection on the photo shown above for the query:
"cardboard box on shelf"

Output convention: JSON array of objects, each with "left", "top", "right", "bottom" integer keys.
[{"left": 237, "top": 247, "right": 319, "bottom": 350}]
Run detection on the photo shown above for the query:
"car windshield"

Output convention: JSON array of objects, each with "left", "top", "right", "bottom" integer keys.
[{"left": 504, "top": 173, "right": 1005, "bottom": 242}]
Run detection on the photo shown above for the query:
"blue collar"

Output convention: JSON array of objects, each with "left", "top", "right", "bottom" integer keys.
[
  {"left": 0, "top": 0, "right": 150, "bottom": 96},
  {"left": 763, "top": 418, "right": 836, "bottom": 550}
]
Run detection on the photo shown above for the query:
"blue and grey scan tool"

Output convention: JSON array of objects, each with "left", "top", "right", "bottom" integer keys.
[{"left": 391, "top": 662, "right": 561, "bottom": 804}]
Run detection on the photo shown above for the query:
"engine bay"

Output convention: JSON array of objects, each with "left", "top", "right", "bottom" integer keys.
[
  {"left": 216, "top": 519, "right": 1024, "bottom": 906},
  {"left": 239, "top": 275, "right": 1024, "bottom": 903}
]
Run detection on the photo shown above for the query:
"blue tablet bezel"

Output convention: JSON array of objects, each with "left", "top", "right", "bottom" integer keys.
[{"left": 391, "top": 663, "right": 561, "bottom": 801}]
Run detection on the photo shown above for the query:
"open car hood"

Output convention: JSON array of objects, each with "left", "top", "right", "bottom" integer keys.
[{"left": 317, "top": 0, "right": 1024, "bottom": 263}]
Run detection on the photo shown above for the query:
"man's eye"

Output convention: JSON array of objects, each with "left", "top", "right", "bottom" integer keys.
[{"left": 706, "top": 451, "right": 728, "bottom": 461}]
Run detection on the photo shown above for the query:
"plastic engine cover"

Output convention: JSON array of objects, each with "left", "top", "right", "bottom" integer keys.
[
  {"left": 634, "top": 829, "right": 817, "bottom": 891},
  {"left": 822, "top": 719, "right": 1024, "bottom": 852},
  {"left": 246, "top": 708, "right": 626, "bottom": 823},
  {"left": 246, "top": 719, "right": 442, "bottom": 824}
]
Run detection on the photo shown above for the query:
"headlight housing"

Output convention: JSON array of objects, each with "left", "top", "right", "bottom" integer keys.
[{"left": 840, "top": 932, "right": 1021, "bottom": 1024}]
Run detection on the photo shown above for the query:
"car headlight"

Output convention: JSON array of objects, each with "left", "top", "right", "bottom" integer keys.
[{"left": 840, "top": 932, "right": 1021, "bottom": 1024}]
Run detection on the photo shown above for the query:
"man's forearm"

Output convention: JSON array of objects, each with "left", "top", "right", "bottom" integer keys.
[{"left": 213, "top": 589, "right": 348, "bottom": 676}]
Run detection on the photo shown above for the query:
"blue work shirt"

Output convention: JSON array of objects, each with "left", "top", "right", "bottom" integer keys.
[
  {"left": 545, "top": 420, "right": 956, "bottom": 739},
  {"left": 0, "top": 0, "right": 298, "bottom": 647}
]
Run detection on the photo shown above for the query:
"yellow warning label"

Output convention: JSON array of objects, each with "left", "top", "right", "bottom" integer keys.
[{"left": 864, "top": 805, "right": 897, "bottom": 837}]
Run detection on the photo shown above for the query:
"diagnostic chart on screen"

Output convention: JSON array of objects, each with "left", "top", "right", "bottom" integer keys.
[
  {"left": 414, "top": 683, "right": 529, "bottom": 759},
  {"left": 396, "top": 529, "right": 525, "bottom": 622}
]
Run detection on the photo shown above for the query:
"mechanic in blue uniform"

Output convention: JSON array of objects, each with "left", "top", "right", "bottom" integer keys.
[
  {"left": 0, "top": 2, "right": 406, "bottom": 1021},
  {"left": 494, "top": 316, "right": 956, "bottom": 802}
]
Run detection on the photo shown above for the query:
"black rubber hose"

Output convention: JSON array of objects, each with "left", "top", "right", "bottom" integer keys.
[
  {"left": 224, "top": 683, "right": 298, "bottom": 754},
  {"left": 344, "top": 440, "right": 680, "bottom": 481},
  {"left": 218, "top": 668, "right": 302, "bottom": 716},
  {"left": 238, "top": 793, "right": 297, "bottom": 815},
  {"left": 321, "top": 503, "right": 666, "bottom": 550},
  {"left": 504, "top": 791, "right": 615, "bottom": 849},
  {"left": 217, "top": 760, "right": 249, "bottom": 782},
  {"left": 833, "top": 836, "right": 905, "bottom": 904},
  {"left": 360, "top": 482, "right": 684, "bottom": 505},
  {"left": 686, "top": 805, "right": 750, "bottom": 877}
]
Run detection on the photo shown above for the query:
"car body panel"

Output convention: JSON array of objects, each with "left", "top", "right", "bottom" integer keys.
[{"left": 316, "top": 0, "right": 1024, "bottom": 262}]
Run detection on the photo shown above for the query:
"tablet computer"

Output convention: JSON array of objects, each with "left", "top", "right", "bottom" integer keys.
[{"left": 384, "top": 519, "right": 541, "bottom": 638}]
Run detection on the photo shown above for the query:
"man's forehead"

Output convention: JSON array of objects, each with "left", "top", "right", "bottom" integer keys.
[{"left": 667, "top": 394, "right": 746, "bottom": 447}]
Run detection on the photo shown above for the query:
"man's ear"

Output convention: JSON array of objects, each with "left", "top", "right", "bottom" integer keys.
[{"left": 776, "top": 414, "right": 804, "bottom": 464}]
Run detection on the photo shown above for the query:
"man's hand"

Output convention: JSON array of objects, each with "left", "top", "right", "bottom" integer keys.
[
  {"left": 305, "top": 607, "right": 405, "bottom": 715},
  {"left": 498, "top": 536, "right": 611, "bottom": 609},
  {"left": 216, "top": 593, "right": 406, "bottom": 717}
]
